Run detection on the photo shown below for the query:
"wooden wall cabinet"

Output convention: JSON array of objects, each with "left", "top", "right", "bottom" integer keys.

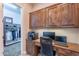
[
  {"left": 30, "top": 9, "right": 46, "bottom": 28},
  {"left": 29, "top": 3, "right": 79, "bottom": 28},
  {"left": 46, "top": 3, "right": 79, "bottom": 27},
  {"left": 46, "top": 4, "right": 62, "bottom": 27},
  {"left": 60, "top": 4, "right": 79, "bottom": 27}
]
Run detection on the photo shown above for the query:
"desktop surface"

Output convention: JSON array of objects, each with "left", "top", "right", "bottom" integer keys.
[
  {"left": 33, "top": 39, "right": 79, "bottom": 53},
  {"left": 54, "top": 41, "right": 68, "bottom": 47}
]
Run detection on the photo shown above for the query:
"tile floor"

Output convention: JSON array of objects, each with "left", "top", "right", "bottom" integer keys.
[{"left": 4, "top": 42, "right": 21, "bottom": 56}]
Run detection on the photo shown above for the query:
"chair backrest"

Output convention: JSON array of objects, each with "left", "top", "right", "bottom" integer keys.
[{"left": 40, "top": 37, "right": 53, "bottom": 56}]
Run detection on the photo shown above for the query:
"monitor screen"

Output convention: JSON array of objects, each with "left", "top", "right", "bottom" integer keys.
[
  {"left": 43, "top": 32, "right": 55, "bottom": 40},
  {"left": 28, "top": 32, "right": 38, "bottom": 40},
  {"left": 28, "top": 32, "right": 35, "bottom": 39},
  {"left": 55, "top": 36, "right": 67, "bottom": 43}
]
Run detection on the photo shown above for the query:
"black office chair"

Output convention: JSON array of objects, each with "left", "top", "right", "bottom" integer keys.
[{"left": 40, "top": 37, "right": 56, "bottom": 56}]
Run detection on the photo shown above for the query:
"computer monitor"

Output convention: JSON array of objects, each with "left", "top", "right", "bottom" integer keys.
[
  {"left": 55, "top": 36, "right": 67, "bottom": 44},
  {"left": 28, "top": 32, "right": 36, "bottom": 40},
  {"left": 43, "top": 32, "right": 55, "bottom": 40},
  {"left": 28, "top": 31, "right": 38, "bottom": 40}
]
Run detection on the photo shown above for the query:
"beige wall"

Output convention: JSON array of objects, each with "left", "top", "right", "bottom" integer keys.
[
  {"left": 31, "top": 3, "right": 79, "bottom": 44},
  {"left": 0, "top": 3, "right": 3, "bottom": 55},
  {"left": 17, "top": 3, "right": 32, "bottom": 55},
  {"left": 33, "top": 28, "right": 79, "bottom": 44}
]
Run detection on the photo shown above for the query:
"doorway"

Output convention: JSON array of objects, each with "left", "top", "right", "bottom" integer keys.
[{"left": 3, "top": 3, "right": 21, "bottom": 56}]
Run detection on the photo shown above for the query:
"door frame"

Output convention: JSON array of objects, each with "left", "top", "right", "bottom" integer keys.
[{"left": 3, "top": 3, "right": 23, "bottom": 56}]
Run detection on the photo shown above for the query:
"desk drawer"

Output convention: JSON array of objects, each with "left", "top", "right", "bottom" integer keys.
[
  {"left": 71, "top": 51, "right": 79, "bottom": 56},
  {"left": 56, "top": 48, "right": 79, "bottom": 56},
  {"left": 57, "top": 48, "right": 72, "bottom": 56}
]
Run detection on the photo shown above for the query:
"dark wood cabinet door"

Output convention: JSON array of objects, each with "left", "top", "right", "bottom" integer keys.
[
  {"left": 46, "top": 6, "right": 58, "bottom": 27},
  {"left": 72, "top": 4, "right": 79, "bottom": 27},
  {"left": 46, "top": 4, "right": 63, "bottom": 27},
  {"left": 56, "top": 5, "right": 62, "bottom": 27},
  {"left": 26, "top": 39, "right": 35, "bottom": 55},
  {"left": 60, "top": 4, "right": 72, "bottom": 26},
  {"left": 60, "top": 4, "right": 79, "bottom": 27},
  {"left": 30, "top": 9, "right": 46, "bottom": 28},
  {"left": 30, "top": 12, "right": 39, "bottom": 28}
]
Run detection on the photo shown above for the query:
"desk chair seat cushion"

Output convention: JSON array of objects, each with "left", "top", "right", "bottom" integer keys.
[{"left": 40, "top": 37, "right": 56, "bottom": 56}]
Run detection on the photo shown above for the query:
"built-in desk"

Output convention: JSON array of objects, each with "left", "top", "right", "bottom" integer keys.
[{"left": 32, "top": 39, "right": 79, "bottom": 56}]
